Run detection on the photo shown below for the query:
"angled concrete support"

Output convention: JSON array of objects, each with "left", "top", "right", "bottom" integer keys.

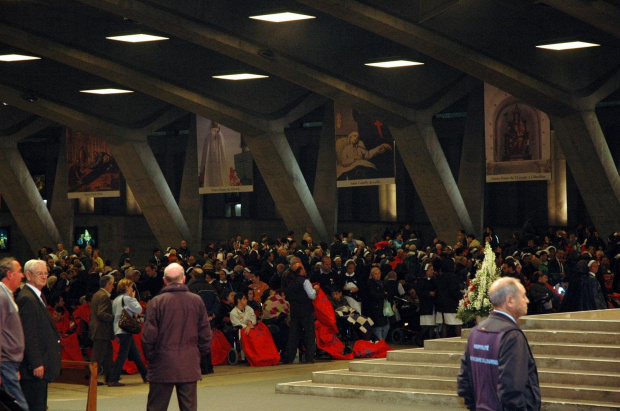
[
  {"left": 313, "top": 101, "right": 338, "bottom": 235},
  {"left": 457, "top": 87, "right": 485, "bottom": 235},
  {"left": 540, "top": 0, "right": 620, "bottom": 39},
  {"left": 179, "top": 115, "right": 203, "bottom": 247},
  {"left": 392, "top": 122, "right": 474, "bottom": 241},
  {"left": 551, "top": 111, "right": 620, "bottom": 233},
  {"left": 50, "top": 131, "right": 74, "bottom": 244}
]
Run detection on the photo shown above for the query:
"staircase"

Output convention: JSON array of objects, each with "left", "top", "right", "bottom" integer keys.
[{"left": 276, "top": 309, "right": 620, "bottom": 410}]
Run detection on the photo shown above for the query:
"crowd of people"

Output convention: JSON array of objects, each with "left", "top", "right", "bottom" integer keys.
[{"left": 1, "top": 223, "right": 618, "bottom": 410}]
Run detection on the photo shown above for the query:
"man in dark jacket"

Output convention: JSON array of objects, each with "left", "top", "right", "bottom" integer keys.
[
  {"left": 457, "top": 277, "right": 541, "bottom": 410},
  {"left": 142, "top": 263, "right": 212, "bottom": 411},
  {"left": 284, "top": 263, "right": 318, "bottom": 364},
  {"left": 17, "top": 259, "right": 62, "bottom": 411},
  {"left": 90, "top": 274, "right": 116, "bottom": 385}
]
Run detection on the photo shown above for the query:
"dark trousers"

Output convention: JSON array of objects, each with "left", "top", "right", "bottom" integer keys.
[
  {"left": 20, "top": 378, "right": 48, "bottom": 411},
  {"left": 285, "top": 314, "right": 315, "bottom": 363},
  {"left": 91, "top": 339, "right": 113, "bottom": 380},
  {"left": 109, "top": 333, "right": 148, "bottom": 382},
  {"left": 147, "top": 382, "right": 197, "bottom": 411}
]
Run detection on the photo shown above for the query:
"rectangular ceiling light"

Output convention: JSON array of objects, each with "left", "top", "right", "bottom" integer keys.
[
  {"left": 80, "top": 88, "right": 134, "bottom": 95},
  {"left": 212, "top": 73, "right": 269, "bottom": 80},
  {"left": 106, "top": 34, "right": 169, "bottom": 43},
  {"left": 0, "top": 54, "right": 41, "bottom": 62},
  {"left": 249, "top": 12, "right": 315, "bottom": 22},
  {"left": 365, "top": 60, "right": 424, "bottom": 68},
  {"left": 536, "top": 41, "right": 600, "bottom": 50}
]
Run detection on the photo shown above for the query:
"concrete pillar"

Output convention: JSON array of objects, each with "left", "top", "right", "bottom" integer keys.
[
  {"left": 458, "top": 87, "right": 485, "bottom": 235},
  {"left": 178, "top": 115, "right": 203, "bottom": 248},
  {"left": 126, "top": 183, "right": 142, "bottom": 215},
  {"left": 313, "top": 101, "right": 338, "bottom": 235},
  {"left": 547, "top": 131, "right": 567, "bottom": 227},
  {"left": 109, "top": 140, "right": 192, "bottom": 249},
  {"left": 0, "top": 142, "right": 62, "bottom": 254},
  {"left": 392, "top": 122, "right": 474, "bottom": 241},
  {"left": 551, "top": 111, "right": 620, "bottom": 234},
  {"left": 50, "top": 130, "right": 74, "bottom": 245}
]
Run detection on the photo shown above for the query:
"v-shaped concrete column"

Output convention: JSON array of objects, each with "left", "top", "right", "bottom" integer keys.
[
  {"left": 313, "top": 101, "right": 338, "bottom": 235},
  {"left": 0, "top": 118, "right": 61, "bottom": 254},
  {"left": 50, "top": 130, "right": 74, "bottom": 244},
  {"left": 178, "top": 115, "right": 203, "bottom": 247}
]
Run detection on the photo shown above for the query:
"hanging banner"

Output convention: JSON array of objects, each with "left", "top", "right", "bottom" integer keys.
[
  {"left": 334, "top": 103, "right": 395, "bottom": 188},
  {"left": 66, "top": 129, "right": 121, "bottom": 198},
  {"left": 484, "top": 83, "right": 551, "bottom": 182},
  {"left": 197, "top": 116, "right": 253, "bottom": 194}
]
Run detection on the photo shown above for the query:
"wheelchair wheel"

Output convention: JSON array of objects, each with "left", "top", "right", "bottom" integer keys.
[
  {"left": 391, "top": 328, "right": 404, "bottom": 344},
  {"left": 227, "top": 348, "right": 239, "bottom": 365}
]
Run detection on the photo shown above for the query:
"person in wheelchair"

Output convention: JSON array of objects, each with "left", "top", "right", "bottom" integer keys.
[
  {"left": 327, "top": 286, "right": 374, "bottom": 342},
  {"left": 528, "top": 272, "right": 562, "bottom": 314},
  {"left": 261, "top": 289, "right": 290, "bottom": 353},
  {"left": 230, "top": 292, "right": 256, "bottom": 334}
]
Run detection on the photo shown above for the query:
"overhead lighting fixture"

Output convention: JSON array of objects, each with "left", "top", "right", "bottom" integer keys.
[
  {"left": 249, "top": 12, "right": 315, "bottom": 23},
  {"left": 212, "top": 73, "right": 269, "bottom": 81},
  {"left": 365, "top": 60, "right": 424, "bottom": 68},
  {"left": 106, "top": 34, "right": 169, "bottom": 43},
  {"left": 80, "top": 88, "right": 134, "bottom": 95},
  {"left": 536, "top": 41, "right": 600, "bottom": 50},
  {"left": 0, "top": 54, "right": 41, "bottom": 62}
]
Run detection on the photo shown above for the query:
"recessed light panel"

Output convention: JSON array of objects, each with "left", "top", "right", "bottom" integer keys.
[
  {"left": 80, "top": 88, "right": 134, "bottom": 95},
  {"left": 365, "top": 60, "right": 424, "bottom": 68},
  {"left": 212, "top": 73, "right": 269, "bottom": 80},
  {"left": 536, "top": 41, "right": 600, "bottom": 50},
  {"left": 106, "top": 34, "right": 169, "bottom": 43},
  {"left": 0, "top": 54, "right": 41, "bottom": 62},
  {"left": 249, "top": 12, "right": 315, "bottom": 23}
]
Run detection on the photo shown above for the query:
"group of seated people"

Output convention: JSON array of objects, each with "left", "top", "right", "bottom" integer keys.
[{"left": 32, "top": 222, "right": 620, "bottom": 370}]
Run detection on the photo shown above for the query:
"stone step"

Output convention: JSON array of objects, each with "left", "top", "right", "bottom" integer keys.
[
  {"left": 348, "top": 360, "right": 620, "bottom": 387},
  {"left": 462, "top": 327, "right": 620, "bottom": 345},
  {"left": 310, "top": 371, "right": 620, "bottom": 402},
  {"left": 424, "top": 338, "right": 620, "bottom": 358},
  {"left": 386, "top": 350, "right": 620, "bottom": 374},
  {"left": 275, "top": 380, "right": 620, "bottom": 410},
  {"left": 521, "top": 317, "right": 620, "bottom": 333}
]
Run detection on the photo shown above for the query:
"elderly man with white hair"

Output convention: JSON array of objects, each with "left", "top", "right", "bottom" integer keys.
[
  {"left": 142, "top": 263, "right": 212, "bottom": 411},
  {"left": 457, "top": 277, "right": 541, "bottom": 410}
]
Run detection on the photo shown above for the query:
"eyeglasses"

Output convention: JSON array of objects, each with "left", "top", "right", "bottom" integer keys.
[{"left": 32, "top": 271, "right": 48, "bottom": 277}]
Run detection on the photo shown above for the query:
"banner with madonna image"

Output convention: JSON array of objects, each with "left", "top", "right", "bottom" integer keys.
[
  {"left": 196, "top": 115, "right": 253, "bottom": 194},
  {"left": 484, "top": 83, "right": 551, "bottom": 182},
  {"left": 334, "top": 102, "right": 395, "bottom": 188},
  {"left": 66, "top": 129, "right": 121, "bottom": 198}
]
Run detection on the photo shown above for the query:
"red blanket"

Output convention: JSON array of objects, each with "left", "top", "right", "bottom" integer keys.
[
  {"left": 211, "top": 329, "right": 232, "bottom": 366},
  {"left": 352, "top": 339, "right": 393, "bottom": 358},
  {"left": 315, "top": 320, "right": 354, "bottom": 360},
  {"left": 240, "top": 322, "right": 280, "bottom": 367}
]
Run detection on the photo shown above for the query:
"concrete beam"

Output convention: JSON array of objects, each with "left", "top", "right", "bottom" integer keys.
[
  {"left": 179, "top": 115, "right": 203, "bottom": 247},
  {"left": 540, "top": 0, "right": 620, "bottom": 39},
  {"left": 0, "top": 118, "right": 62, "bottom": 254},
  {"left": 313, "top": 101, "right": 338, "bottom": 235},
  {"left": 551, "top": 111, "right": 620, "bottom": 234},
  {"left": 296, "top": 0, "right": 578, "bottom": 117},
  {"left": 50, "top": 131, "right": 74, "bottom": 245},
  {"left": 392, "top": 123, "right": 474, "bottom": 241}
]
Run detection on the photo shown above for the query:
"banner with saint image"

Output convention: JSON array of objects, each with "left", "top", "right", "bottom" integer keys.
[
  {"left": 334, "top": 103, "right": 395, "bottom": 188},
  {"left": 484, "top": 83, "right": 551, "bottom": 182},
  {"left": 66, "top": 129, "right": 121, "bottom": 198},
  {"left": 196, "top": 115, "right": 253, "bottom": 194}
]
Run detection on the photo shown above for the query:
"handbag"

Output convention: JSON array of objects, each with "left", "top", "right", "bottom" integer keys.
[
  {"left": 118, "top": 296, "right": 142, "bottom": 334},
  {"left": 383, "top": 299, "right": 395, "bottom": 317}
]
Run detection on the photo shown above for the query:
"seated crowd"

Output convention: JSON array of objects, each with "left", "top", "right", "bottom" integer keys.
[{"left": 23, "top": 223, "right": 620, "bottom": 373}]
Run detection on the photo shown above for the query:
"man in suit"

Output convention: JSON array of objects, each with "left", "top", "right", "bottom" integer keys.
[
  {"left": 90, "top": 274, "right": 116, "bottom": 385},
  {"left": 16, "top": 259, "right": 62, "bottom": 411}
]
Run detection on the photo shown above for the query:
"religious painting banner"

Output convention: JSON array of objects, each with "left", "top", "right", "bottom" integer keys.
[
  {"left": 484, "top": 83, "right": 551, "bottom": 182},
  {"left": 66, "top": 129, "right": 121, "bottom": 198},
  {"left": 334, "top": 103, "right": 395, "bottom": 188},
  {"left": 197, "top": 115, "right": 253, "bottom": 194}
]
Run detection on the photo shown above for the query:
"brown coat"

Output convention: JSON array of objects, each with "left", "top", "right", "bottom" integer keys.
[
  {"left": 142, "top": 283, "right": 212, "bottom": 383},
  {"left": 90, "top": 288, "right": 114, "bottom": 341}
]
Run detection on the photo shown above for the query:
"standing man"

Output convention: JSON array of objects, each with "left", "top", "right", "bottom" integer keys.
[
  {"left": 142, "top": 263, "right": 211, "bottom": 411},
  {"left": 457, "top": 277, "right": 541, "bottom": 410},
  {"left": 90, "top": 274, "right": 116, "bottom": 385},
  {"left": 17, "top": 259, "right": 62, "bottom": 411},
  {"left": 0, "top": 258, "right": 27, "bottom": 410}
]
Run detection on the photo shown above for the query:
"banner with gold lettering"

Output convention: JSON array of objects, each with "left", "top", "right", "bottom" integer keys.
[
  {"left": 485, "top": 83, "right": 551, "bottom": 182},
  {"left": 197, "top": 115, "right": 253, "bottom": 194},
  {"left": 334, "top": 103, "right": 395, "bottom": 188},
  {"left": 66, "top": 129, "right": 121, "bottom": 198}
]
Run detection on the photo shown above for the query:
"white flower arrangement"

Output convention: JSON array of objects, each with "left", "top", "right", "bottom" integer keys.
[{"left": 457, "top": 243, "right": 500, "bottom": 323}]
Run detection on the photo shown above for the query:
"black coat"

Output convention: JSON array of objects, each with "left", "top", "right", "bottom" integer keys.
[
  {"left": 434, "top": 271, "right": 464, "bottom": 313},
  {"left": 367, "top": 278, "right": 388, "bottom": 327}
]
